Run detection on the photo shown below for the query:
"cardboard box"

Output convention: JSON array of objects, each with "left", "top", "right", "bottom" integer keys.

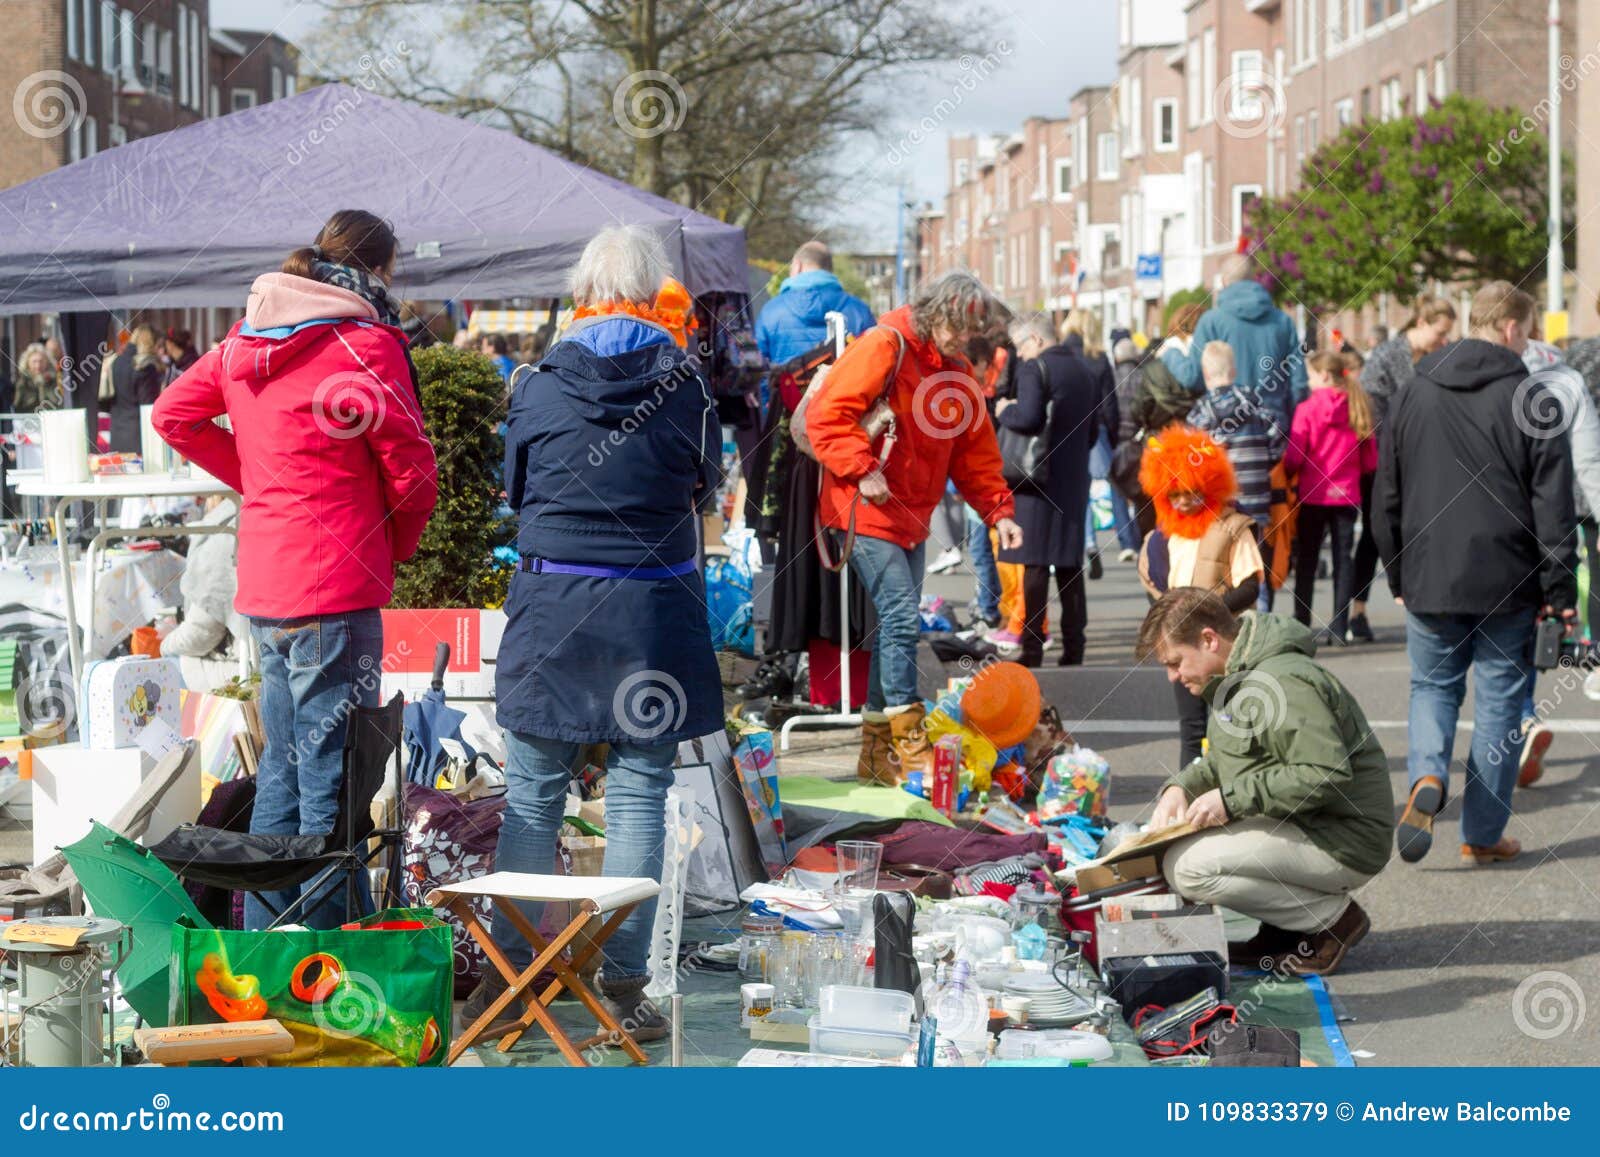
[
  {"left": 1074, "top": 855, "right": 1160, "bottom": 894},
  {"left": 30, "top": 742, "right": 199, "bottom": 864},
  {"left": 1095, "top": 904, "right": 1227, "bottom": 964}
]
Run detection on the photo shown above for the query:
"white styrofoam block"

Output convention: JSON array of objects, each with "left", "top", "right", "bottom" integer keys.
[{"left": 29, "top": 741, "right": 201, "bottom": 864}]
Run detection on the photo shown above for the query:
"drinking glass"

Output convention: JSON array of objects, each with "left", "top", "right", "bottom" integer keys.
[{"left": 835, "top": 840, "right": 884, "bottom": 893}]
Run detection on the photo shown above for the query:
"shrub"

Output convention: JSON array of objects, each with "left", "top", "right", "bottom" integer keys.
[{"left": 390, "top": 345, "right": 514, "bottom": 610}]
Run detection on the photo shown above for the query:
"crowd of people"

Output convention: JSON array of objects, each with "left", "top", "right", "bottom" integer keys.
[{"left": 744, "top": 242, "right": 1600, "bottom": 976}]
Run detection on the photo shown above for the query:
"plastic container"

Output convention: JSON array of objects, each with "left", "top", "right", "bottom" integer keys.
[
  {"left": 807, "top": 1017, "right": 914, "bottom": 1060},
  {"left": 739, "top": 910, "right": 785, "bottom": 981},
  {"left": 995, "top": 1027, "right": 1114, "bottom": 1064},
  {"left": 817, "top": 985, "right": 915, "bottom": 1034}
]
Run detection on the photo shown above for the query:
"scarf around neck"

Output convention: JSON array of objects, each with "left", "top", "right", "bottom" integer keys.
[{"left": 311, "top": 258, "right": 403, "bottom": 327}]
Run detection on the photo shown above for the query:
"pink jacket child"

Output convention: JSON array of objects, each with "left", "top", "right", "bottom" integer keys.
[
  {"left": 1284, "top": 386, "right": 1377, "bottom": 507},
  {"left": 153, "top": 274, "right": 438, "bottom": 619}
]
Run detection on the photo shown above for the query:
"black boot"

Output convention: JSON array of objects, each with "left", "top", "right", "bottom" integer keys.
[{"left": 597, "top": 974, "right": 670, "bottom": 1044}]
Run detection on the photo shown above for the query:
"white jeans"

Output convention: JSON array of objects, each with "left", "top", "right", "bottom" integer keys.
[{"left": 1163, "top": 816, "right": 1373, "bottom": 933}]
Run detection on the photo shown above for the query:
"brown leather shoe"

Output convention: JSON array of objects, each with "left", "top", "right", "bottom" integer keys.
[
  {"left": 886, "top": 702, "right": 933, "bottom": 783},
  {"left": 1461, "top": 836, "right": 1522, "bottom": 866},
  {"left": 1277, "top": 900, "right": 1371, "bottom": 977},
  {"left": 1397, "top": 775, "right": 1445, "bottom": 863},
  {"left": 857, "top": 712, "right": 895, "bottom": 785}
]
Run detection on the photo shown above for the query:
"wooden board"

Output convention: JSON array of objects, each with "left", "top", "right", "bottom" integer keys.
[{"left": 134, "top": 1020, "right": 294, "bottom": 1064}]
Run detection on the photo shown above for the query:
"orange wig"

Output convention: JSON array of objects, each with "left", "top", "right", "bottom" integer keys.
[{"left": 1137, "top": 424, "right": 1238, "bottom": 540}]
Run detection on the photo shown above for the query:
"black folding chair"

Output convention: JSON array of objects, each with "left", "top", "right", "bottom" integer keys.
[{"left": 150, "top": 694, "right": 406, "bottom": 928}]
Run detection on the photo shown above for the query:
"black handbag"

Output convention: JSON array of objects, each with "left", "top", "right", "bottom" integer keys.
[{"left": 997, "top": 358, "right": 1052, "bottom": 489}]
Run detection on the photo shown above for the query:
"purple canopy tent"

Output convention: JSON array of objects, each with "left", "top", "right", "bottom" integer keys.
[{"left": 0, "top": 83, "right": 748, "bottom": 315}]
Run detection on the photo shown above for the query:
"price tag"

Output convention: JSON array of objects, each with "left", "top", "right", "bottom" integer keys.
[{"left": 3, "top": 922, "right": 87, "bottom": 947}]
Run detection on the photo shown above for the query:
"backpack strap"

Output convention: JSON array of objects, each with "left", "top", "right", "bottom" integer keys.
[{"left": 815, "top": 326, "right": 909, "bottom": 574}]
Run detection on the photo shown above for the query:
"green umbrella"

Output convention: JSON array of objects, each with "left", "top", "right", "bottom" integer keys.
[{"left": 61, "top": 822, "right": 213, "bottom": 1026}]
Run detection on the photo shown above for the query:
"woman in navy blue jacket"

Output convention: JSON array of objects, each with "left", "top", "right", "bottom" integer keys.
[{"left": 467, "top": 226, "right": 722, "bottom": 1042}]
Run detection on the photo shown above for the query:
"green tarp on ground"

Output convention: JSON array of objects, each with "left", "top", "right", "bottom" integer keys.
[{"left": 777, "top": 776, "right": 953, "bottom": 850}]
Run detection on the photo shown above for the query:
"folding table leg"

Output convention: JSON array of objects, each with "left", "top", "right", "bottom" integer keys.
[
  {"left": 443, "top": 899, "right": 590, "bottom": 1067},
  {"left": 497, "top": 901, "right": 650, "bottom": 1065}
]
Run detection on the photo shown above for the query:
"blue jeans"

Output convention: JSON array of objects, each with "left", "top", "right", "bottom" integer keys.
[
  {"left": 850, "top": 534, "right": 926, "bottom": 709},
  {"left": 490, "top": 731, "right": 677, "bottom": 980},
  {"left": 245, "top": 610, "right": 385, "bottom": 930},
  {"left": 965, "top": 507, "right": 1000, "bottom": 621},
  {"left": 1085, "top": 431, "right": 1140, "bottom": 553},
  {"left": 1405, "top": 610, "right": 1534, "bottom": 848}
]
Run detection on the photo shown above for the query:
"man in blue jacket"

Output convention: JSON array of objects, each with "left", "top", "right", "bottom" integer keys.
[
  {"left": 755, "top": 241, "right": 875, "bottom": 369},
  {"left": 1172, "top": 255, "right": 1308, "bottom": 426}
]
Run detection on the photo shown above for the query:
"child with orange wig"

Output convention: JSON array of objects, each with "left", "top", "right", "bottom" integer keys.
[{"left": 1137, "top": 424, "right": 1266, "bottom": 765}]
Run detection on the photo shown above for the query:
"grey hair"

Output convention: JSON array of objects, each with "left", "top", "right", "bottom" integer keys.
[
  {"left": 1113, "top": 338, "right": 1137, "bottom": 363},
  {"left": 1009, "top": 316, "right": 1055, "bottom": 349},
  {"left": 569, "top": 225, "right": 670, "bottom": 307},
  {"left": 911, "top": 272, "right": 1007, "bottom": 342}
]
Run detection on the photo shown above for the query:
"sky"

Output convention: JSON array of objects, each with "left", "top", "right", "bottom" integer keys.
[{"left": 212, "top": 0, "right": 1119, "bottom": 250}]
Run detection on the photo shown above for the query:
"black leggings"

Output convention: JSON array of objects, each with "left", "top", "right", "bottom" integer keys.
[
  {"left": 1352, "top": 471, "right": 1380, "bottom": 605},
  {"left": 1294, "top": 503, "right": 1358, "bottom": 637},
  {"left": 1174, "top": 680, "right": 1208, "bottom": 768},
  {"left": 1021, "top": 564, "right": 1086, "bottom": 667}
]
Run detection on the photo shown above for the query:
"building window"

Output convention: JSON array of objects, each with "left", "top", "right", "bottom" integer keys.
[
  {"left": 100, "top": 1, "right": 115, "bottom": 76},
  {"left": 118, "top": 10, "right": 136, "bottom": 84},
  {"left": 209, "top": 84, "right": 218, "bottom": 117},
  {"left": 1360, "top": 87, "right": 1372, "bottom": 121},
  {"left": 1075, "top": 118, "right": 1088, "bottom": 184},
  {"left": 81, "top": 0, "right": 95, "bottom": 66},
  {"left": 954, "top": 159, "right": 969, "bottom": 186},
  {"left": 1097, "top": 132, "right": 1119, "bottom": 179},
  {"left": 1292, "top": 0, "right": 1320, "bottom": 67},
  {"left": 1204, "top": 159, "right": 1216, "bottom": 248},
  {"left": 157, "top": 30, "right": 173, "bottom": 96},
  {"left": 1232, "top": 185, "right": 1262, "bottom": 246},
  {"left": 1433, "top": 56, "right": 1447, "bottom": 99},
  {"left": 1293, "top": 115, "right": 1306, "bottom": 168},
  {"left": 1039, "top": 225, "right": 1050, "bottom": 287},
  {"left": 140, "top": 20, "right": 156, "bottom": 90},
  {"left": 1154, "top": 99, "right": 1178, "bottom": 150},
  {"left": 1230, "top": 50, "right": 1265, "bottom": 122},
  {"left": 1125, "top": 76, "right": 1142, "bottom": 155},
  {"left": 1054, "top": 157, "right": 1073, "bottom": 199},
  {"left": 66, "top": 0, "right": 79, "bottom": 59},
  {"left": 84, "top": 114, "right": 97, "bottom": 155},
  {"left": 272, "top": 67, "right": 283, "bottom": 101},
  {"left": 68, "top": 119, "right": 82, "bottom": 163},
  {"left": 177, "top": 4, "right": 187, "bottom": 108},
  {"left": 1202, "top": 28, "right": 1217, "bottom": 124},
  {"left": 1186, "top": 38, "right": 1201, "bottom": 127},
  {"left": 231, "top": 89, "right": 258, "bottom": 111},
  {"left": 1379, "top": 76, "right": 1403, "bottom": 120},
  {"left": 1309, "top": 110, "right": 1320, "bottom": 149},
  {"left": 1334, "top": 98, "right": 1354, "bottom": 127},
  {"left": 189, "top": 9, "right": 202, "bottom": 112}
]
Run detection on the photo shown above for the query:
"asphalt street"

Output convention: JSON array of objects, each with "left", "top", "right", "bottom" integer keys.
[{"left": 923, "top": 544, "right": 1600, "bottom": 1066}]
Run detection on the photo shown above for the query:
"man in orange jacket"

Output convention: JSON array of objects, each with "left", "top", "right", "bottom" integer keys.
[{"left": 807, "top": 272, "right": 1022, "bottom": 784}]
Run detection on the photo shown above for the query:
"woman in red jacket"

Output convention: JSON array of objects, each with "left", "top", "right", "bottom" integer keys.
[
  {"left": 807, "top": 272, "right": 1021, "bottom": 784},
  {"left": 154, "top": 209, "right": 438, "bottom": 929}
]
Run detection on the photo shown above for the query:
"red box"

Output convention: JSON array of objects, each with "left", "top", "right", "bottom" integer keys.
[{"left": 931, "top": 734, "right": 960, "bottom": 817}]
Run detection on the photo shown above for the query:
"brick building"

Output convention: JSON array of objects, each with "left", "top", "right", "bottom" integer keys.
[
  {"left": 1, "top": 2, "right": 301, "bottom": 358},
  {"left": 1579, "top": 0, "right": 1600, "bottom": 337},
  {"left": 916, "top": 0, "right": 1575, "bottom": 343}
]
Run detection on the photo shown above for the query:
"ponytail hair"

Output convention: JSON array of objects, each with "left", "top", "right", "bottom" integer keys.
[
  {"left": 282, "top": 209, "right": 399, "bottom": 281},
  {"left": 1308, "top": 349, "right": 1374, "bottom": 439}
]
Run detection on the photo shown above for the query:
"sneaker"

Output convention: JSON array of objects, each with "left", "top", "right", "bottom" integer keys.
[
  {"left": 1347, "top": 612, "right": 1374, "bottom": 642},
  {"left": 1516, "top": 719, "right": 1552, "bottom": 788},
  {"left": 1315, "top": 628, "right": 1348, "bottom": 649},
  {"left": 736, "top": 660, "right": 793, "bottom": 702},
  {"left": 1042, "top": 635, "right": 1062, "bottom": 653},
  {"left": 1396, "top": 775, "right": 1444, "bottom": 863},
  {"left": 927, "top": 547, "right": 963, "bottom": 575},
  {"left": 987, "top": 629, "right": 1022, "bottom": 656},
  {"left": 1118, "top": 548, "right": 1137, "bottom": 563},
  {"left": 1088, "top": 551, "right": 1104, "bottom": 580}
]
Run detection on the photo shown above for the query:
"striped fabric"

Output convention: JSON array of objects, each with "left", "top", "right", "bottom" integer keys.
[{"left": 464, "top": 308, "right": 571, "bottom": 337}]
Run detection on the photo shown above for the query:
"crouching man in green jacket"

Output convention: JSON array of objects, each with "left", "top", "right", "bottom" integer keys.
[{"left": 1138, "top": 588, "right": 1395, "bottom": 975}]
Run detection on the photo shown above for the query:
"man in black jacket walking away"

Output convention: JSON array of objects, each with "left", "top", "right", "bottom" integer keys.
[{"left": 1373, "top": 282, "right": 1577, "bottom": 868}]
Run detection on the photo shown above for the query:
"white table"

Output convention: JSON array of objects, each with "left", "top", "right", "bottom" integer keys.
[{"left": 15, "top": 474, "right": 239, "bottom": 683}]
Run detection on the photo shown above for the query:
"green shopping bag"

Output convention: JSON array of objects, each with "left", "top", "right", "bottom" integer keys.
[{"left": 169, "top": 908, "right": 453, "bottom": 1066}]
